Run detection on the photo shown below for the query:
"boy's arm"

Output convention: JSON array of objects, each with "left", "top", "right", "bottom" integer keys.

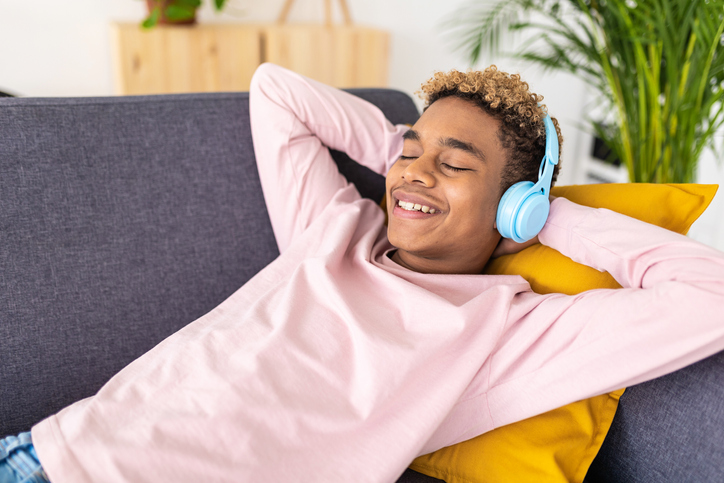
[
  {"left": 249, "top": 63, "right": 408, "bottom": 253},
  {"left": 486, "top": 197, "right": 724, "bottom": 428}
]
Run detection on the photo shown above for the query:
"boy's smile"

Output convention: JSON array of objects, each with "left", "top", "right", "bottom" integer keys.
[{"left": 385, "top": 96, "right": 509, "bottom": 274}]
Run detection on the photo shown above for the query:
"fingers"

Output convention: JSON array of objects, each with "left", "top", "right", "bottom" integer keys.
[{"left": 491, "top": 235, "right": 540, "bottom": 259}]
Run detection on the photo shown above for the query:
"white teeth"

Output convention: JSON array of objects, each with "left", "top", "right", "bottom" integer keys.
[{"left": 397, "top": 199, "right": 438, "bottom": 213}]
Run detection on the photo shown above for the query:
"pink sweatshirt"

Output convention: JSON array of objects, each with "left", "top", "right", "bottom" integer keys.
[{"left": 32, "top": 63, "right": 724, "bottom": 483}]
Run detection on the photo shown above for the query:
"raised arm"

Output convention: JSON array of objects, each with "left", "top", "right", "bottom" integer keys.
[
  {"left": 249, "top": 63, "right": 408, "bottom": 252},
  {"left": 486, "top": 197, "right": 724, "bottom": 428}
]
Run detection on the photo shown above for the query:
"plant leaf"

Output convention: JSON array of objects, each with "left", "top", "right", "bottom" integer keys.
[
  {"left": 142, "top": 7, "right": 161, "bottom": 29},
  {"left": 441, "top": 0, "right": 532, "bottom": 64}
]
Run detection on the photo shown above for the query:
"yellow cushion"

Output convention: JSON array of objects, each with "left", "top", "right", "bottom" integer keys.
[{"left": 409, "top": 183, "right": 718, "bottom": 483}]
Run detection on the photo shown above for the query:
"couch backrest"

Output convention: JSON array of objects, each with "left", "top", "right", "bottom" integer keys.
[{"left": 0, "top": 90, "right": 419, "bottom": 435}]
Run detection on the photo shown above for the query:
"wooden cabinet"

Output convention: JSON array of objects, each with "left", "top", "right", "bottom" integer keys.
[
  {"left": 112, "top": 23, "right": 389, "bottom": 95},
  {"left": 263, "top": 25, "right": 388, "bottom": 88},
  {"left": 112, "top": 24, "right": 262, "bottom": 95}
]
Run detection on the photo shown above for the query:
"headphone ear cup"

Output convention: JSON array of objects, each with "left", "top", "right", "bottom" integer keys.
[
  {"left": 496, "top": 181, "right": 550, "bottom": 243},
  {"left": 496, "top": 181, "right": 534, "bottom": 241},
  {"left": 514, "top": 192, "right": 550, "bottom": 242}
]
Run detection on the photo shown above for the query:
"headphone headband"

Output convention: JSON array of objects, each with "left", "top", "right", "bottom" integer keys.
[
  {"left": 532, "top": 114, "right": 559, "bottom": 197},
  {"left": 543, "top": 114, "right": 559, "bottom": 164}
]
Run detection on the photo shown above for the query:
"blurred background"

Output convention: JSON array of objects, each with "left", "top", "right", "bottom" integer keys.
[{"left": 0, "top": 0, "right": 722, "bottom": 249}]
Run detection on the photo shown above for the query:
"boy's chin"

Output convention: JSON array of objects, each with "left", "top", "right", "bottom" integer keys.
[{"left": 386, "top": 232, "right": 419, "bottom": 254}]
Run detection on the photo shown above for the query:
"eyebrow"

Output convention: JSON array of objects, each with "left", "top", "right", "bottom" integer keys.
[
  {"left": 402, "top": 129, "right": 420, "bottom": 141},
  {"left": 403, "top": 129, "right": 487, "bottom": 164}
]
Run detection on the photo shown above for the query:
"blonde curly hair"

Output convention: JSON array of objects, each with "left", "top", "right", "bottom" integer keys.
[{"left": 418, "top": 66, "right": 563, "bottom": 194}]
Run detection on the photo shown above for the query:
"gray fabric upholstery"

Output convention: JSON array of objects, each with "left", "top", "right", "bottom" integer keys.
[
  {"left": 1, "top": 93, "right": 277, "bottom": 435},
  {"left": 586, "top": 350, "right": 724, "bottom": 482}
]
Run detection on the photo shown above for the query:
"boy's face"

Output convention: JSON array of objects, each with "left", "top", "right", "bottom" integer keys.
[{"left": 385, "top": 96, "right": 508, "bottom": 274}]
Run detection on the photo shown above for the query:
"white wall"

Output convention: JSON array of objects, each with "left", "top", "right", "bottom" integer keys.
[
  {"left": 1, "top": 0, "right": 721, "bottom": 249},
  {"left": 689, "top": 140, "right": 724, "bottom": 250}
]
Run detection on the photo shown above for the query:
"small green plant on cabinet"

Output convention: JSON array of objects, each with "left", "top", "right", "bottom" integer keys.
[{"left": 143, "top": 0, "right": 228, "bottom": 28}]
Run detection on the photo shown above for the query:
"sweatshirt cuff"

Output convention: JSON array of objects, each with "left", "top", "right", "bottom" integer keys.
[{"left": 538, "top": 197, "right": 589, "bottom": 246}]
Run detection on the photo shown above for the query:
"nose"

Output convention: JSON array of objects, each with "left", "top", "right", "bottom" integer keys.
[{"left": 400, "top": 155, "right": 436, "bottom": 187}]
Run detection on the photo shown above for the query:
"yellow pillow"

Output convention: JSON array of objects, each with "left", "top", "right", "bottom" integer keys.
[{"left": 409, "top": 183, "right": 718, "bottom": 483}]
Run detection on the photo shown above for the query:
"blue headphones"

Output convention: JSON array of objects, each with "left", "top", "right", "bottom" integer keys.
[{"left": 495, "top": 114, "right": 559, "bottom": 243}]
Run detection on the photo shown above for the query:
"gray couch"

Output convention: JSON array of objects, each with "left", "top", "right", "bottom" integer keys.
[{"left": 1, "top": 89, "right": 723, "bottom": 482}]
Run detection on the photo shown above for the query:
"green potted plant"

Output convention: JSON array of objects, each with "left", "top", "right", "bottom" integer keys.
[
  {"left": 143, "top": 0, "right": 228, "bottom": 28},
  {"left": 448, "top": 0, "right": 724, "bottom": 183}
]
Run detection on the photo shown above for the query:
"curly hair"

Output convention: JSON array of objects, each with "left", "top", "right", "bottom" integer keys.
[{"left": 418, "top": 66, "right": 563, "bottom": 195}]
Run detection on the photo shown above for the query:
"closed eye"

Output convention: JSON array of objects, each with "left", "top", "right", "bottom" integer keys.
[
  {"left": 399, "top": 157, "right": 470, "bottom": 172},
  {"left": 442, "top": 163, "right": 469, "bottom": 172}
]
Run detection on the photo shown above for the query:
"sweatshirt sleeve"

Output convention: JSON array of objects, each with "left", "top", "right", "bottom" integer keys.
[
  {"left": 249, "top": 63, "right": 408, "bottom": 253},
  {"left": 486, "top": 197, "right": 724, "bottom": 428}
]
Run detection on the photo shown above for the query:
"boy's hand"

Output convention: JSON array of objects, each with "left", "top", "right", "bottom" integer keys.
[{"left": 491, "top": 235, "right": 539, "bottom": 258}]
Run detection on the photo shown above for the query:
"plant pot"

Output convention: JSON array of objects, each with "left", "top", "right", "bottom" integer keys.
[{"left": 145, "top": 0, "right": 198, "bottom": 26}]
